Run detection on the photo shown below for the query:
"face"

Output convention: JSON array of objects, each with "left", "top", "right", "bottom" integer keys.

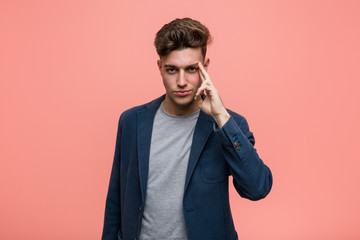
[{"left": 157, "top": 47, "right": 209, "bottom": 116}]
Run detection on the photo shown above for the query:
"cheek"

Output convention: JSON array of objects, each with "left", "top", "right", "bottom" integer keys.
[
  {"left": 162, "top": 75, "right": 174, "bottom": 89},
  {"left": 188, "top": 74, "right": 201, "bottom": 87}
]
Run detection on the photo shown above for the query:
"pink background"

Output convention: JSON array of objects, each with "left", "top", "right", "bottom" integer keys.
[{"left": 1, "top": 0, "right": 360, "bottom": 239}]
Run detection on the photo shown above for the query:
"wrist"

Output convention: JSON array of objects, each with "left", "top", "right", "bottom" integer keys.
[{"left": 214, "top": 111, "right": 230, "bottom": 128}]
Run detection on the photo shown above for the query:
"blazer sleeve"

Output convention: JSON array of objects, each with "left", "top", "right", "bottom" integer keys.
[
  {"left": 102, "top": 115, "right": 123, "bottom": 240},
  {"left": 215, "top": 115, "right": 273, "bottom": 200}
]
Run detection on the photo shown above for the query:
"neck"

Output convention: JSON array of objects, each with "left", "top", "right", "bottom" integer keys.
[{"left": 162, "top": 96, "right": 200, "bottom": 116}]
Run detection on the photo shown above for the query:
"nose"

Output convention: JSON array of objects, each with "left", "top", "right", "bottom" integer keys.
[{"left": 177, "top": 70, "right": 187, "bottom": 88}]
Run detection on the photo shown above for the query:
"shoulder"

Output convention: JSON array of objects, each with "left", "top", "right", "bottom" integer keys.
[
  {"left": 119, "top": 104, "right": 145, "bottom": 121},
  {"left": 225, "top": 108, "right": 253, "bottom": 138},
  {"left": 226, "top": 108, "right": 247, "bottom": 126},
  {"left": 118, "top": 95, "right": 165, "bottom": 123},
  {"left": 225, "top": 108, "right": 255, "bottom": 144}
]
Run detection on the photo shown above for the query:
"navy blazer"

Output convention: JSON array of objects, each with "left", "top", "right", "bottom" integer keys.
[{"left": 102, "top": 95, "right": 272, "bottom": 240}]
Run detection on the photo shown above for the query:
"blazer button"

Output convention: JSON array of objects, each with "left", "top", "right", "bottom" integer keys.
[
  {"left": 234, "top": 141, "right": 240, "bottom": 150},
  {"left": 139, "top": 206, "right": 142, "bottom": 212}
]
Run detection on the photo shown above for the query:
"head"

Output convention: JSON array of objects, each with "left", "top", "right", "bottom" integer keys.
[{"left": 155, "top": 18, "right": 212, "bottom": 115}]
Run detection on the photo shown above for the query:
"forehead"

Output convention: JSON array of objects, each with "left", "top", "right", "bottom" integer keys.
[{"left": 161, "top": 48, "right": 203, "bottom": 67}]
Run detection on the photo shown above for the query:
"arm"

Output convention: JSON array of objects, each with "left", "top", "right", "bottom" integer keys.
[
  {"left": 215, "top": 115, "right": 272, "bottom": 200},
  {"left": 102, "top": 115, "right": 123, "bottom": 240},
  {"left": 195, "top": 61, "right": 272, "bottom": 200}
]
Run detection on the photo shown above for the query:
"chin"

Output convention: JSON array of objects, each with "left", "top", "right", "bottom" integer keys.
[
  {"left": 175, "top": 99, "right": 194, "bottom": 107},
  {"left": 171, "top": 95, "right": 195, "bottom": 107}
]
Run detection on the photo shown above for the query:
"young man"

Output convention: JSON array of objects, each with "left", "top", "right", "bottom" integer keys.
[{"left": 102, "top": 18, "right": 272, "bottom": 240}]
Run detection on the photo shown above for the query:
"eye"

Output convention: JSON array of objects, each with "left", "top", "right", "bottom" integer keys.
[
  {"left": 187, "top": 67, "right": 198, "bottom": 73},
  {"left": 166, "top": 68, "right": 176, "bottom": 74}
]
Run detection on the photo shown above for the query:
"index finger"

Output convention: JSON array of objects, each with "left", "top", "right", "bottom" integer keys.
[{"left": 198, "top": 61, "right": 212, "bottom": 83}]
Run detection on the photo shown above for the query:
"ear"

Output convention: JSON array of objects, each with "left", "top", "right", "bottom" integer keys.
[
  {"left": 204, "top": 58, "right": 210, "bottom": 70},
  {"left": 157, "top": 59, "right": 162, "bottom": 71}
]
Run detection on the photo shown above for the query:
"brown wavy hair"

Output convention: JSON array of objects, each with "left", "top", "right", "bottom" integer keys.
[{"left": 154, "top": 18, "right": 212, "bottom": 58}]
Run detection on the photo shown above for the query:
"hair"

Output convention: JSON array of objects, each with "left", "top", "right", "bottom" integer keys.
[{"left": 154, "top": 17, "right": 212, "bottom": 58}]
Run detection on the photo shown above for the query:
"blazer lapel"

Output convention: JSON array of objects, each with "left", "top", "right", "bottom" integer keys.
[
  {"left": 136, "top": 96, "right": 214, "bottom": 199},
  {"left": 184, "top": 111, "right": 214, "bottom": 191},
  {"left": 137, "top": 96, "right": 164, "bottom": 203}
]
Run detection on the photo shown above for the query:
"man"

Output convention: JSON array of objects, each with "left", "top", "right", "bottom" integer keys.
[{"left": 102, "top": 18, "right": 272, "bottom": 240}]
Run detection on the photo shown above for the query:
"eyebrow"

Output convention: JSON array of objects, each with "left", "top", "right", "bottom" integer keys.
[{"left": 164, "top": 63, "right": 199, "bottom": 69}]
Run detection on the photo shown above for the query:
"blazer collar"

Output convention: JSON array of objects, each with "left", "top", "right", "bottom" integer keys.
[{"left": 137, "top": 95, "right": 214, "bottom": 202}]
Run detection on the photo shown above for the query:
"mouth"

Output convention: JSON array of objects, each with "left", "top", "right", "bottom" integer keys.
[{"left": 174, "top": 90, "right": 191, "bottom": 97}]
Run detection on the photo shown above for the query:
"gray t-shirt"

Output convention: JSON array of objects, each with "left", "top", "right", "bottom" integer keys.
[{"left": 139, "top": 104, "right": 200, "bottom": 240}]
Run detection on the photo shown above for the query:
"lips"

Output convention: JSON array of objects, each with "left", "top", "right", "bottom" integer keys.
[{"left": 174, "top": 90, "right": 191, "bottom": 97}]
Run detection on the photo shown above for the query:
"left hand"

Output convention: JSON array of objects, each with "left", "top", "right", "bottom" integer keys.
[{"left": 195, "top": 62, "right": 230, "bottom": 128}]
